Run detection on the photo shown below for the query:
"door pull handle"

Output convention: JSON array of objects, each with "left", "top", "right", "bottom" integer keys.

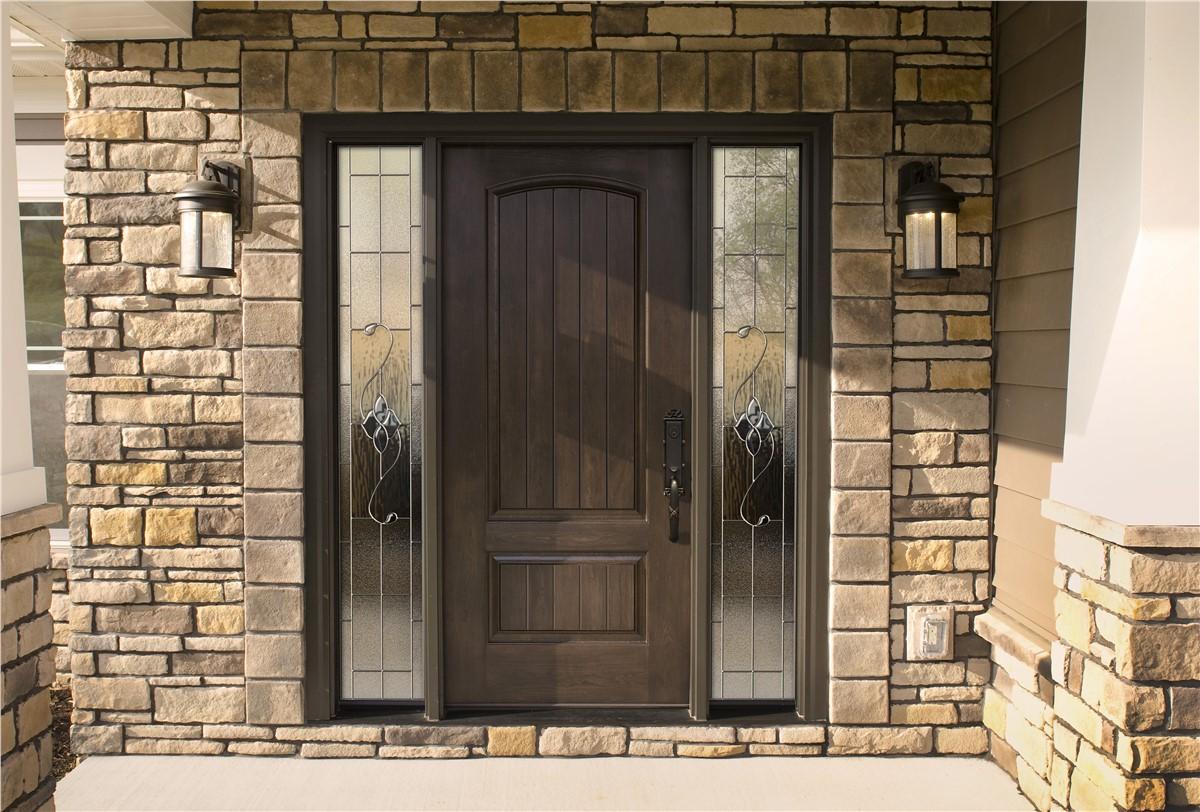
[{"left": 662, "top": 410, "right": 688, "bottom": 543}]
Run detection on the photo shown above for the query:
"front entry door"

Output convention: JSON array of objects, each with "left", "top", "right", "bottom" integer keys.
[{"left": 442, "top": 144, "right": 693, "bottom": 706}]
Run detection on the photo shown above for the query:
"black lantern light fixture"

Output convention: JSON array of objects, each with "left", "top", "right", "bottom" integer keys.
[
  {"left": 897, "top": 161, "right": 964, "bottom": 279},
  {"left": 173, "top": 160, "right": 240, "bottom": 278}
]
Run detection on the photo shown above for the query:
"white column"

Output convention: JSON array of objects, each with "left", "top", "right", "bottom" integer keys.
[
  {"left": 0, "top": 14, "right": 48, "bottom": 514},
  {"left": 1050, "top": 1, "right": 1200, "bottom": 526}
]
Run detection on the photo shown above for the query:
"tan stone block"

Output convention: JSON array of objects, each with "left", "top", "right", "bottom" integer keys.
[
  {"left": 241, "top": 251, "right": 300, "bottom": 298},
  {"left": 1079, "top": 578, "right": 1171, "bottom": 622},
  {"left": 519, "top": 14, "right": 591, "bottom": 48},
  {"left": 832, "top": 347, "right": 891, "bottom": 393},
  {"left": 242, "top": 51, "right": 286, "bottom": 110},
  {"left": 153, "top": 582, "right": 224, "bottom": 603},
  {"left": 755, "top": 52, "right": 798, "bottom": 113},
  {"left": 893, "top": 572, "right": 974, "bottom": 602},
  {"left": 831, "top": 584, "right": 889, "bottom": 629},
  {"left": 428, "top": 51, "right": 471, "bottom": 112},
  {"left": 661, "top": 52, "right": 704, "bottom": 112},
  {"left": 945, "top": 315, "right": 990, "bottom": 341},
  {"left": 90, "top": 85, "right": 182, "bottom": 109},
  {"left": 120, "top": 224, "right": 181, "bottom": 265},
  {"left": 93, "top": 463, "right": 166, "bottom": 485},
  {"left": 1081, "top": 659, "right": 1164, "bottom": 731},
  {"left": 628, "top": 739, "right": 673, "bottom": 757},
  {"left": 380, "top": 51, "right": 425, "bottom": 112},
  {"left": 614, "top": 52, "right": 657, "bottom": 112},
  {"left": 65, "top": 110, "right": 144, "bottom": 140},
  {"left": 802, "top": 52, "right": 845, "bottom": 112},
  {"left": 831, "top": 442, "right": 890, "bottom": 488},
  {"left": 538, "top": 726, "right": 626, "bottom": 756},
  {"left": 921, "top": 68, "right": 990, "bottom": 103},
  {"left": 630, "top": 726, "right": 735, "bottom": 743},
  {"left": 95, "top": 604, "right": 192, "bottom": 634},
  {"left": 246, "top": 680, "right": 303, "bottom": 725},
  {"left": 929, "top": 360, "right": 989, "bottom": 390},
  {"left": 88, "top": 507, "right": 143, "bottom": 546},
  {"left": 1081, "top": 740, "right": 1166, "bottom": 807},
  {"left": 734, "top": 7, "right": 825, "bottom": 36},
  {"left": 832, "top": 252, "right": 890, "bottom": 297},
  {"left": 832, "top": 298, "right": 891, "bottom": 345},
  {"left": 831, "top": 537, "right": 888, "bottom": 582},
  {"left": 832, "top": 205, "right": 889, "bottom": 250},
  {"left": 245, "top": 633, "right": 303, "bottom": 679},
  {"left": 487, "top": 726, "right": 536, "bottom": 756},
  {"left": 830, "top": 631, "right": 889, "bottom": 677},
  {"left": 831, "top": 395, "right": 890, "bottom": 441},
  {"left": 647, "top": 6, "right": 731, "bottom": 35},
  {"left": 293, "top": 13, "right": 339, "bottom": 38},
  {"left": 245, "top": 586, "right": 303, "bottom": 633},
  {"left": 566, "top": 51, "right": 612, "bottom": 112},
  {"left": 906, "top": 124, "right": 991, "bottom": 156},
  {"left": 368, "top": 14, "right": 436, "bottom": 38},
  {"left": 677, "top": 743, "right": 747, "bottom": 758},
  {"left": 831, "top": 489, "right": 890, "bottom": 535},
  {"left": 954, "top": 538, "right": 989, "bottom": 571},
  {"left": 833, "top": 158, "right": 883, "bottom": 204},
  {"left": 893, "top": 392, "right": 988, "bottom": 431},
  {"left": 893, "top": 703, "right": 957, "bottom": 725},
  {"left": 1116, "top": 621, "right": 1200, "bottom": 681},
  {"left": 335, "top": 51, "right": 380, "bottom": 112},
  {"left": 1109, "top": 547, "right": 1200, "bottom": 595},
  {"left": 893, "top": 432, "right": 954, "bottom": 466},
  {"left": 251, "top": 159, "right": 300, "bottom": 207},
  {"left": 521, "top": 51, "right": 564, "bottom": 112},
  {"left": 142, "top": 507, "right": 197, "bottom": 547},
  {"left": 155, "top": 686, "right": 244, "bottom": 724},
  {"left": 287, "top": 51, "right": 333, "bottom": 111},
  {"left": 300, "top": 742, "right": 376, "bottom": 758},
  {"left": 473, "top": 51, "right": 517, "bottom": 112},
  {"left": 827, "top": 725, "right": 932, "bottom": 755},
  {"left": 910, "top": 466, "right": 989, "bottom": 495},
  {"left": 74, "top": 677, "right": 151, "bottom": 710},
  {"left": 849, "top": 51, "right": 893, "bottom": 111},
  {"left": 829, "top": 7, "right": 897, "bottom": 36},
  {"left": 1055, "top": 526, "right": 1106, "bottom": 580},
  {"left": 892, "top": 539, "right": 953, "bottom": 572},
  {"left": 243, "top": 348, "right": 301, "bottom": 394},
  {"left": 181, "top": 40, "right": 240, "bottom": 69},
  {"left": 196, "top": 605, "right": 244, "bottom": 635},
  {"left": 707, "top": 52, "right": 751, "bottom": 113},
  {"left": 245, "top": 539, "right": 303, "bottom": 584}
]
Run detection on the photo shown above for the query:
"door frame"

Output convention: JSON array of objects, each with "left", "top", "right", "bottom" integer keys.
[{"left": 301, "top": 113, "right": 832, "bottom": 724}]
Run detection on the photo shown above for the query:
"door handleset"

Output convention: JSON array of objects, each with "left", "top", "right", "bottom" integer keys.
[{"left": 662, "top": 410, "right": 688, "bottom": 542}]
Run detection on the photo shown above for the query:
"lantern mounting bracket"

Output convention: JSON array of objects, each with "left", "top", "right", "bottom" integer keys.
[
  {"left": 200, "top": 160, "right": 242, "bottom": 228},
  {"left": 898, "top": 160, "right": 937, "bottom": 197}
]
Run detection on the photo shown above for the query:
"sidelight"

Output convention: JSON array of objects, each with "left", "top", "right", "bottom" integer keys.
[
  {"left": 710, "top": 147, "right": 799, "bottom": 701},
  {"left": 336, "top": 145, "right": 424, "bottom": 701}
]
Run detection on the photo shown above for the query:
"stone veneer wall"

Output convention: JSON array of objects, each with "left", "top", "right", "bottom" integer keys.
[
  {"left": 62, "top": 1, "right": 997, "bottom": 758},
  {"left": 2, "top": 504, "right": 60, "bottom": 811},
  {"left": 981, "top": 503, "right": 1200, "bottom": 810}
]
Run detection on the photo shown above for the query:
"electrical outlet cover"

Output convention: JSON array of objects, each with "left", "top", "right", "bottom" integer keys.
[{"left": 906, "top": 604, "right": 954, "bottom": 661}]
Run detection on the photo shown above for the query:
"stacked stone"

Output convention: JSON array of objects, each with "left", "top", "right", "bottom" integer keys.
[
  {"left": 62, "top": 1, "right": 996, "bottom": 759},
  {"left": 49, "top": 547, "right": 71, "bottom": 681},
  {"left": 1034, "top": 506, "right": 1196, "bottom": 810},
  {"left": 2, "top": 504, "right": 60, "bottom": 811}
]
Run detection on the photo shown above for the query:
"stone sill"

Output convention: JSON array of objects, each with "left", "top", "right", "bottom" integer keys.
[
  {"left": 0, "top": 502, "right": 62, "bottom": 538},
  {"left": 1042, "top": 499, "right": 1200, "bottom": 550},
  {"left": 975, "top": 605, "right": 1051, "bottom": 690}
]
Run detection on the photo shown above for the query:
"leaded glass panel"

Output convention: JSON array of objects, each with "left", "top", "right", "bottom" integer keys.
[
  {"left": 711, "top": 147, "right": 799, "bottom": 701},
  {"left": 337, "top": 145, "right": 423, "bottom": 701}
]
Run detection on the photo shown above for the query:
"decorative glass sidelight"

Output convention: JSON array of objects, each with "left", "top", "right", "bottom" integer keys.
[
  {"left": 337, "top": 146, "right": 423, "bottom": 701},
  {"left": 710, "top": 147, "right": 799, "bottom": 701}
]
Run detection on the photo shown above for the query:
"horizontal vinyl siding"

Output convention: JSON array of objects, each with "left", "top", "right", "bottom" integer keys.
[{"left": 991, "top": 1, "right": 1085, "bottom": 638}]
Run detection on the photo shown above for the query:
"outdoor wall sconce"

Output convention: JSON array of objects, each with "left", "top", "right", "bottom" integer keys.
[
  {"left": 174, "top": 160, "right": 240, "bottom": 278},
  {"left": 897, "top": 161, "right": 963, "bottom": 279}
]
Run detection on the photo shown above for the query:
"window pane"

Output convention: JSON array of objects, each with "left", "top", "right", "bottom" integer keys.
[
  {"left": 29, "top": 371, "right": 67, "bottom": 529},
  {"left": 710, "top": 147, "right": 798, "bottom": 701},
  {"left": 337, "top": 145, "right": 424, "bottom": 702},
  {"left": 19, "top": 201, "right": 62, "bottom": 218},
  {"left": 21, "top": 215, "right": 66, "bottom": 355}
]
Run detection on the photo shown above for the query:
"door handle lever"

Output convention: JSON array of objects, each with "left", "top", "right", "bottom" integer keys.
[{"left": 662, "top": 410, "right": 688, "bottom": 543}]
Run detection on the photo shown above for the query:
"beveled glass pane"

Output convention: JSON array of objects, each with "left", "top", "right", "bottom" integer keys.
[
  {"left": 941, "top": 211, "right": 958, "bottom": 268},
  {"left": 711, "top": 146, "right": 799, "bottom": 701},
  {"left": 905, "top": 211, "right": 936, "bottom": 270},
  {"left": 337, "top": 145, "right": 423, "bottom": 701}
]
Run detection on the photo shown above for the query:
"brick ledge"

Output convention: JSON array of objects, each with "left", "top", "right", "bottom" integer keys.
[
  {"left": 0, "top": 502, "right": 62, "bottom": 538},
  {"left": 975, "top": 606, "right": 1051, "bottom": 691}
]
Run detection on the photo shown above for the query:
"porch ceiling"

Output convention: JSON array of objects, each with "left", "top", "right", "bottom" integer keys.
[{"left": 7, "top": 1, "right": 192, "bottom": 49}]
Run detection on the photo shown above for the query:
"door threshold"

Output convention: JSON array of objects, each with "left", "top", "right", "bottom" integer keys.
[{"left": 336, "top": 705, "right": 801, "bottom": 728}]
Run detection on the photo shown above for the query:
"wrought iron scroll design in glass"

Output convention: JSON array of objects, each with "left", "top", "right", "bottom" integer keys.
[
  {"left": 730, "top": 325, "right": 780, "bottom": 528},
  {"left": 357, "top": 322, "right": 408, "bottom": 526}
]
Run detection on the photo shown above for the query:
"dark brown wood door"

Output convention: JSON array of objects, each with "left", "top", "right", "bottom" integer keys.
[{"left": 442, "top": 144, "right": 692, "bottom": 707}]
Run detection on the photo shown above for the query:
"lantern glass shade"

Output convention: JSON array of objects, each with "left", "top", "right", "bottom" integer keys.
[
  {"left": 180, "top": 209, "right": 234, "bottom": 276},
  {"left": 905, "top": 210, "right": 958, "bottom": 272}
]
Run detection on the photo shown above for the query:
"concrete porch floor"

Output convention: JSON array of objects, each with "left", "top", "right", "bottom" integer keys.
[{"left": 57, "top": 755, "right": 1031, "bottom": 811}]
